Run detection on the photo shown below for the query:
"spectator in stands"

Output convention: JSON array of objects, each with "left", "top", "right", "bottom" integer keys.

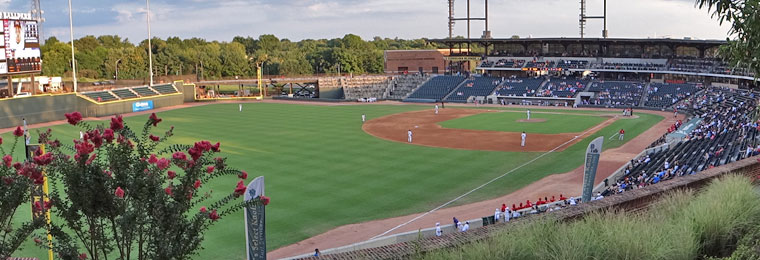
[
  {"left": 314, "top": 248, "right": 320, "bottom": 257},
  {"left": 435, "top": 223, "right": 442, "bottom": 237},
  {"left": 453, "top": 217, "right": 459, "bottom": 230},
  {"left": 494, "top": 209, "right": 500, "bottom": 222},
  {"left": 460, "top": 221, "right": 469, "bottom": 232}
]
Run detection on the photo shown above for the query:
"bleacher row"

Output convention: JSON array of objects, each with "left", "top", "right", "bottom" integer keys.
[
  {"left": 81, "top": 84, "right": 178, "bottom": 102},
  {"left": 479, "top": 58, "right": 755, "bottom": 77}
]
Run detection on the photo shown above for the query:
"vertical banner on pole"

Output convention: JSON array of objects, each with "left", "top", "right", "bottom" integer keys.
[
  {"left": 582, "top": 137, "right": 604, "bottom": 202},
  {"left": 26, "top": 144, "right": 53, "bottom": 260},
  {"left": 244, "top": 176, "right": 266, "bottom": 260}
]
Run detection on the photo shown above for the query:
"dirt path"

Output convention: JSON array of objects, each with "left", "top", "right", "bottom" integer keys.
[
  {"left": 363, "top": 108, "right": 620, "bottom": 152},
  {"left": 268, "top": 109, "right": 682, "bottom": 260}
]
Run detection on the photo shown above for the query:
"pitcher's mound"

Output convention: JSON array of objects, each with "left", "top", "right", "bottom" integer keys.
[{"left": 517, "top": 119, "right": 547, "bottom": 123}]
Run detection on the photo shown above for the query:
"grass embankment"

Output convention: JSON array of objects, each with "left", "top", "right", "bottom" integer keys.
[{"left": 419, "top": 175, "right": 760, "bottom": 260}]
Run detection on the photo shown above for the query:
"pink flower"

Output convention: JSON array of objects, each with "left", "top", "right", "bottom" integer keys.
[
  {"left": 200, "top": 206, "right": 207, "bottom": 213},
  {"left": 65, "top": 112, "right": 83, "bottom": 125},
  {"left": 74, "top": 140, "right": 95, "bottom": 157},
  {"left": 110, "top": 115, "right": 124, "bottom": 130},
  {"left": 149, "top": 135, "right": 160, "bottom": 142},
  {"left": 206, "top": 166, "right": 214, "bottom": 174},
  {"left": 103, "top": 129, "right": 115, "bottom": 143},
  {"left": 33, "top": 201, "right": 43, "bottom": 212},
  {"left": 103, "top": 170, "right": 112, "bottom": 177},
  {"left": 165, "top": 185, "right": 173, "bottom": 196},
  {"left": 33, "top": 238, "right": 42, "bottom": 244},
  {"left": 2, "top": 176, "right": 13, "bottom": 185},
  {"left": 44, "top": 199, "right": 53, "bottom": 210},
  {"left": 0, "top": 136, "right": 3, "bottom": 145},
  {"left": 172, "top": 152, "right": 187, "bottom": 161},
  {"left": 209, "top": 209, "right": 220, "bottom": 221},
  {"left": 85, "top": 153, "right": 97, "bottom": 165},
  {"left": 211, "top": 142, "right": 221, "bottom": 152},
  {"left": 88, "top": 129, "right": 102, "bottom": 148},
  {"left": 238, "top": 171, "right": 248, "bottom": 180},
  {"left": 13, "top": 126, "right": 23, "bottom": 137},
  {"left": 194, "top": 179, "right": 201, "bottom": 189},
  {"left": 2, "top": 155, "right": 12, "bottom": 168},
  {"left": 115, "top": 187, "right": 125, "bottom": 198},
  {"left": 33, "top": 153, "right": 53, "bottom": 166},
  {"left": 148, "top": 154, "right": 158, "bottom": 164},
  {"left": 260, "top": 195, "right": 270, "bottom": 206},
  {"left": 233, "top": 180, "right": 246, "bottom": 197},
  {"left": 149, "top": 113, "right": 162, "bottom": 127},
  {"left": 167, "top": 170, "right": 177, "bottom": 179},
  {"left": 79, "top": 253, "right": 88, "bottom": 260},
  {"left": 188, "top": 147, "right": 202, "bottom": 161},
  {"left": 156, "top": 158, "right": 170, "bottom": 170}
]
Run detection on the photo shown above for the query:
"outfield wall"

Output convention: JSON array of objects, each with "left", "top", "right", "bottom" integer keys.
[
  {"left": 0, "top": 93, "right": 184, "bottom": 129},
  {"left": 0, "top": 93, "right": 83, "bottom": 129}
]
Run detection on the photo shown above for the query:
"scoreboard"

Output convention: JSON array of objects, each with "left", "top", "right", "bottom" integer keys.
[{"left": 0, "top": 12, "right": 41, "bottom": 75}]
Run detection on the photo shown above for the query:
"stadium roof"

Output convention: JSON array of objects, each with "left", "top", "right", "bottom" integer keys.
[{"left": 430, "top": 37, "right": 727, "bottom": 46}]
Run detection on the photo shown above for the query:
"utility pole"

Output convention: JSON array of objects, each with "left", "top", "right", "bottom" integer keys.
[
  {"left": 67, "top": 0, "right": 77, "bottom": 92},
  {"left": 146, "top": 0, "right": 154, "bottom": 86}
]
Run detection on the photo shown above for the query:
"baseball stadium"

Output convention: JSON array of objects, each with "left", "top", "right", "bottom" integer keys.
[{"left": 1, "top": 0, "right": 760, "bottom": 260}]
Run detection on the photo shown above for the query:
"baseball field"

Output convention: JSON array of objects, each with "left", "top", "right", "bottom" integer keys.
[{"left": 4, "top": 102, "right": 663, "bottom": 259}]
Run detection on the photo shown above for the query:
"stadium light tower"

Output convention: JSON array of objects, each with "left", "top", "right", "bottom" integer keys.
[
  {"left": 579, "top": 0, "right": 608, "bottom": 38},
  {"left": 146, "top": 0, "right": 154, "bottom": 86},
  {"left": 31, "top": 0, "right": 44, "bottom": 44},
  {"left": 447, "top": 0, "right": 490, "bottom": 40}
]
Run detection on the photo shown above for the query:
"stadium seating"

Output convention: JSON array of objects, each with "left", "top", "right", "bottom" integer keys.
[
  {"left": 587, "top": 81, "right": 645, "bottom": 107},
  {"left": 445, "top": 77, "right": 502, "bottom": 102},
  {"left": 387, "top": 74, "right": 430, "bottom": 100},
  {"left": 133, "top": 87, "right": 158, "bottom": 97},
  {"left": 494, "top": 78, "right": 546, "bottom": 97},
  {"left": 605, "top": 88, "right": 759, "bottom": 196},
  {"left": 83, "top": 91, "right": 118, "bottom": 102},
  {"left": 593, "top": 62, "right": 666, "bottom": 71},
  {"left": 536, "top": 78, "right": 587, "bottom": 98},
  {"left": 111, "top": 88, "right": 139, "bottom": 99},
  {"left": 405, "top": 75, "right": 466, "bottom": 101},
  {"left": 151, "top": 84, "right": 178, "bottom": 95},
  {"left": 644, "top": 83, "right": 700, "bottom": 108},
  {"left": 342, "top": 76, "right": 391, "bottom": 100},
  {"left": 555, "top": 60, "right": 590, "bottom": 70}
]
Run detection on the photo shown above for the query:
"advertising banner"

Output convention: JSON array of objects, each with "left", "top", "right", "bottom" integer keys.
[
  {"left": 244, "top": 176, "right": 266, "bottom": 260},
  {"left": 132, "top": 100, "right": 154, "bottom": 112},
  {"left": 582, "top": 137, "right": 604, "bottom": 202}
]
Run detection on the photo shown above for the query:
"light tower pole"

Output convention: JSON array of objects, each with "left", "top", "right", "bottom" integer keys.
[
  {"left": 68, "top": 0, "right": 77, "bottom": 92},
  {"left": 146, "top": 0, "right": 154, "bottom": 86}
]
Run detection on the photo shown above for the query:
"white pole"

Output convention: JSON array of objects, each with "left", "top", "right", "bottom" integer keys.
[
  {"left": 67, "top": 0, "right": 77, "bottom": 92},
  {"left": 146, "top": 0, "right": 153, "bottom": 86}
]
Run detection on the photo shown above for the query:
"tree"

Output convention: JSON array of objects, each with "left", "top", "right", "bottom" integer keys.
[
  {"left": 696, "top": 0, "right": 760, "bottom": 79},
  {"left": 39, "top": 112, "right": 262, "bottom": 260},
  {"left": 0, "top": 127, "right": 49, "bottom": 258}
]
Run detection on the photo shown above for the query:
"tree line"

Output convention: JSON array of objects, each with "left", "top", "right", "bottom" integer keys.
[{"left": 40, "top": 34, "right": 437, "bottom": 80}]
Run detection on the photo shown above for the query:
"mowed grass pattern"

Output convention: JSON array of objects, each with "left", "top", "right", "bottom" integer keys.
[
  {"left": 439, "top": 111, "right": 608, "bottom": 134},
  {"left": 3, "top": 104, "right": 662, "bottom": 259}
]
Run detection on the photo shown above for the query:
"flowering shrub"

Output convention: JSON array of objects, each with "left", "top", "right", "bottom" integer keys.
[
  {"left": 39, "top": 112, "right": 257, "bottom": 259},
  {"left": 0, "top": 130, "right": 48, "bottom": 258}
]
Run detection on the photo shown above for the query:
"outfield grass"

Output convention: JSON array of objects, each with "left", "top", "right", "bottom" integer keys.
[
  {"left": 438, "top": 111, "right": 608, "bottom": 134},
  {"left": 4, "top": 104, "right": 662, "bottom": 259}
]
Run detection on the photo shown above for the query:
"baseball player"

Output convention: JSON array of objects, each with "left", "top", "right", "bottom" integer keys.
[
  {"left": 521, "top": 131, "right": 527, "bottom": 147},
  {"left": 362, "top": 114, "right": 366, "bottom": 123},
  {"left": 619, "top": 129, "right": 625, "bottom": 140},
  {"left": 434, "top": 104, "right": 439, "bottom": 115},
  {"left": 526, "top": 109, "right": 531, "bottom": 120},
  {"left": 239, "top": 103, "right": 242, "bottom": 112},
  {"left": 408, "top": 129, "right": 413, "bottom": 143}
]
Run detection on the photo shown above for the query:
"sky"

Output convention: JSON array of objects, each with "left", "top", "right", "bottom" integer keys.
[{"left": 2, "top": 0, "right": 733, "bottom": 43}]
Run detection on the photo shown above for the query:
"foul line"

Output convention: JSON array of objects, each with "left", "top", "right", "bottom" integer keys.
[{"left": 369, "top": 116, "right": 618, "bottom": 240}]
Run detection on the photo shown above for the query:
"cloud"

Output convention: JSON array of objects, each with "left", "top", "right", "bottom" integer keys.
[{"left": 37, "top": 0, "right": 730, "bottom": 42}]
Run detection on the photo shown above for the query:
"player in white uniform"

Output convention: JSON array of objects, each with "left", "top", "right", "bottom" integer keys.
[
  {"left": 434, "top": 104, "right": 439, "bottom": 114},
  {"left": 239, "top": 104, "right": 242, "bottom": 112},
  {"left": 527, "top": 109, "right": 531, "bottom": 120},
  {"left": 408, "top": 129, "right": 413, "bottom": 143},
  {"left": 362, "top": 114, "right": 366, "bottom": 123},
  {"left": 521, "top": 131, "right": 527, "bottom": 147}
]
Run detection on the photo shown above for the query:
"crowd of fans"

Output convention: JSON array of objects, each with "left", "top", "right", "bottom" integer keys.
[
  {"left": 603, "top": 88, "right": 759, "bottom": 197},
  {"left": 536, "top": 79, "right": 586, "bottom": 98},
  {"left": 588, "top": 81, "right": 645, "bottom": 107}
]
